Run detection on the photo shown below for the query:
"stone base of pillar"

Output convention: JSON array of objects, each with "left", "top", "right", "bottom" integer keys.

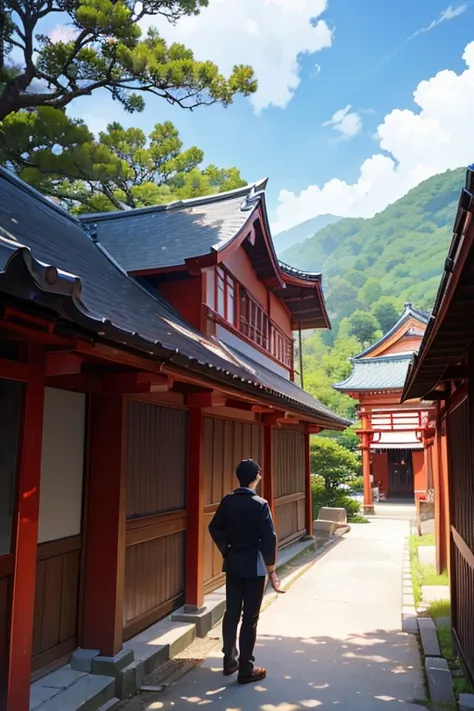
[{"left": 363, "top": 505, "right": 375, "bottom": 515}]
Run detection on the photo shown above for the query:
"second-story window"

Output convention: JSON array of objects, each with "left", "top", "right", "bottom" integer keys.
[
  {"left": 240, "top": 289, "right": 269, "bottom": 349},
  {"left": 216, "top": 267, "right": 236, "bottom": 326}
]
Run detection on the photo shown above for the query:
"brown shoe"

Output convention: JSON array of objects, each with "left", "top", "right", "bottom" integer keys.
[
  {"left": 238, "top": 667, "right": 267, "bottom": 684},
  {"left": 223, "top": 663, "right": 238, "bottom": 676}
]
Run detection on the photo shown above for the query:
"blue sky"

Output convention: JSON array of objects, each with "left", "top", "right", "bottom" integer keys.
[{"left": 46, "top": 1, "right": 474, "bottom": 231}]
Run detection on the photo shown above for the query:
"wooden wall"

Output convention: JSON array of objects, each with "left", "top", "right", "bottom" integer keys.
[
  {"left": 123, "top": 401, "right": 187, "bottom": 639},
  {"left": 32, "top": 536, "right": 81, "bottom": 672},
  {"left": 203, "top": 417, "right": 262, "bottom": 592},
  {"left": 273, "top": 429, "right": 306, "bottom": 547}
]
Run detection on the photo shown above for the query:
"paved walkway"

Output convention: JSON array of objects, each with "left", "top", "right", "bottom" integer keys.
[{"left": 129, "top": 520, "right": 425, "bottom": 710}]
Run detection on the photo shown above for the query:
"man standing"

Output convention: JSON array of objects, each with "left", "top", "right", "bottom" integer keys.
[{"left": 209, "top": 459, "right": 281, "bottom": 684}]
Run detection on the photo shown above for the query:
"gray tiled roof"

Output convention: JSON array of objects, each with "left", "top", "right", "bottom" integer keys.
[
  {"left": 79, "top": 181, "right": 267, "bottom": 272},
  {"left": 224, "top": 344, "right": 351, "bottom": 427},
  {"left": 334, "top": 355, "right": 413, "bottom": 392},
  {"left": 0, "top": 168, "right": 348, "bottom": 429}
]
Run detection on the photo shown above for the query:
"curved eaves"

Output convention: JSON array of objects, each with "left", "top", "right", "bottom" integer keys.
[{"left": 0, "top": 240, "right": 349, "bottom": 429}]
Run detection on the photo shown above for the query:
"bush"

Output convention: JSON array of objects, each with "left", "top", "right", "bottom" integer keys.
[
  {"left": 348, "top": 476, "right": 364, "bottom": 493},
  {"left": 310, "top": 438, "right": 364, "bottom": 523}
]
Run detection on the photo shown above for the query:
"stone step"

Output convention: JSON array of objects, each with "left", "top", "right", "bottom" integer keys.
[
  {"left": 418, "top": 617, "right": 441, "bottom": 657},
  {"left": 424, "top": 656, "right": 455, "bottom": 710},
  {"left": 37, "top": 675, "right": 115, "bottom": 711}
]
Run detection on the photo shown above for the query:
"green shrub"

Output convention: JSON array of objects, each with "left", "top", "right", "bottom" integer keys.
[
  {"left": 310, "top": 438, "right": 364, "bottom": 522},
  {"left": 348, "top": 476, "right": 364, "bottom": 493}
]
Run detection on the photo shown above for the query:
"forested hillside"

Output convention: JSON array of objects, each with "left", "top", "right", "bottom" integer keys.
[{"left": 285, "top": 167, "right": 465, "bottom": 425}]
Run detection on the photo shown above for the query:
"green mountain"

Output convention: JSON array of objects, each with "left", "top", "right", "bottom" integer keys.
[
  {"left": 282, "top": 167, "right": 464, "bottom": 319},
  {"left": 286, "top": 167, "right": 466, "bottom": 423},
  {"left": 273, "top": 214, "right": 341, "bottom": 253}
]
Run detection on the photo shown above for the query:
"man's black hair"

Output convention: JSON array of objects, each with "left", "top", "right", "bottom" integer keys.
[{"left": 236, "top": 459, "right": 261, "bottom": 487}]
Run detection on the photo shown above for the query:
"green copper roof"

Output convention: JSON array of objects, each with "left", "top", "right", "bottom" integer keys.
[{"left": 334, "top": 355, "right": 413, "bottom": 392}]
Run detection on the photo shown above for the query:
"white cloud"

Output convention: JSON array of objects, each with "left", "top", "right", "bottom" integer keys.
[
  {"left": 48, "top": 24, "right": 78, "bottom": 44},
  {"left": 408, "top": 4, "right": 468, "bottom": 40},
  {"left": 144, "top": 0, "right": 333, "bottom": 113},
  {"left": 322, "top": 104, "right": 362, "bottom": 139},
  {"left": 273, "top": 41, "right": 474, "bottom": 233}
]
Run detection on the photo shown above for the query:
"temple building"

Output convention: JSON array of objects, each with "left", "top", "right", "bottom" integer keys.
[
  {"left": 334, "top": 304, "right": 435, "bottom": 512},
  {"left": 0, "top": 169, "right": 348, "bottom": 711}
]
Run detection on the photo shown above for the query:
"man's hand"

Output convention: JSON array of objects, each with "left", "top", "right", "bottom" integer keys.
[{"left": 269, "top": 570, "right": 285, "bottom": 593}]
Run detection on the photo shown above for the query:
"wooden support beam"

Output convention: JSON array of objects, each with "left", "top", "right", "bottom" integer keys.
[
  {"left": 226, "top": 399, "right": 254, "bottom": 411},
  {"left": 7, "top": 364, "right": 45, "bottom": 711},
  {"left": 82, "top": 394, "right": 126, "bottom": 656},
  {"left": 45, "top": 351, "right": 83, "bottom": 377},
  {"left": 360, "top": 412, "right": 374, "bottom": 515},
  {"left": 103, "top": 371, "right": 172, "bottom": 394},
  {"left": 262, "top": 423, "right": 275, "bottom": 519},
  {"left": 185, "top": 407, "right": 205, "bottom": 611},
  {"left": 304, "top": 429, "right": 313, "bottom": 536},
  {"left": 186, "top": 390, "right": 227, "bottom": 408}
]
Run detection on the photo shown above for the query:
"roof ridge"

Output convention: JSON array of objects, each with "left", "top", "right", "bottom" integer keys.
[{"left": 79, "top": 178, "right": 268, "bottom": 223}]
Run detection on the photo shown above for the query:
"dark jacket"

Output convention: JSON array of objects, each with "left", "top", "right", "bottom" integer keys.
[{"left": 208, "top": 488, "right": 277, "bottom": 578}]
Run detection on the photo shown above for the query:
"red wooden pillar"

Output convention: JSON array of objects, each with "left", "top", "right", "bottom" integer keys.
[
  {"left": 262, "top": 422, "right": 275, "bottom": 518},
  {"left": 304, "top": 429, "right": 313, "bottom": 536},
  {"left": 7, "top": 364, "right": 45, "bottom": 711},
  {"left": 185, "top": 406, "right": 205, "bottom": 612},
  {"left": 360, "top": 413, "right": 374, "bottom": 514},
  {"left": 432, "top": 426, "right": 444, "bottom": 574},
  {"left": 82, "top": 394, "right": 126, "bottom": 656},
  {"left": 439, "top": 425, "right": 451, "bottom": 574}
]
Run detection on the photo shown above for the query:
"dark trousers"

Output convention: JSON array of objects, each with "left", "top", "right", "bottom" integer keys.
[{"left": 222, "top": 575, "right": 266, "bottom": 674}]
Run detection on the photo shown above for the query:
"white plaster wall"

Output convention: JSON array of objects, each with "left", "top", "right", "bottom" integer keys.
[
  {"left": 38, "top": 388, "right": 86, "bottom": 543},
  {"left": 216, "top": 324, "right": 289, "bottom": 380}
]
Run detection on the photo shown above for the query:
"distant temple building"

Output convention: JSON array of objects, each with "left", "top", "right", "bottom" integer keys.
[{"left": 334, "top": 304, "right": 435, "bottom": 512}]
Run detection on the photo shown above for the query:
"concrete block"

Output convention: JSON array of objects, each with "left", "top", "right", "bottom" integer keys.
[
  {"left": 38, "top": 675, "right": 115, "bottom": 711},
  {"left": 418, "top": 617, "right": 441, "bottom": 657},
  {"left": 318, "top": 507, "right": 347, "bottom": 524},
  {"left": 459, "top": 693, "right": 474, "bottom": 710},
  {"left": 91, "top": 649, "right": 134, "bottom": 678},
  {"left": 313, "top": 520, "right": 337, "bottom": 537},
  {"left": 36, "top": 666, "right": 88, "bottom": 689},
  {"left": 418, "top": 545, "right": 436, "bottom": 567},
  {"left": 425, "top": 656, "right": 455, "bottom": 709},
  {"left": 115, "top": 662, "right": 139, "bottom": 699},
  {"left": 70, "top": 649, "right": 101, "bottom": 673}
]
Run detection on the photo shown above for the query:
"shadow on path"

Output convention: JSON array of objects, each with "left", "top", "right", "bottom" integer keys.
[{"left": 131, "top": 628, "right": 425, "bottom": 711}]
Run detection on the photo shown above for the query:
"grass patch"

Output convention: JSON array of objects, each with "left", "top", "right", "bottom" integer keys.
[
  {"left": 350, "top": 514, "right": 370, "bottom": 524},
  {"left": 410, "top": 534, "right": 448, "bottom": 604},
  {"left": 426, "top": 599, "right": 451, "bottom": 619},
  {"left": 424, "top": 600, "right": 474, "bottom": 700}
]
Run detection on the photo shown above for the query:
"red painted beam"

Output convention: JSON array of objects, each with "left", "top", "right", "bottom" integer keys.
[
  {"left": 8, "top": 365, "right": 45, "bottom": 711},
  {"left": 45, "top": 351, "right": 83, "bottom": 377},
  {"left": 304, "top": 430, "right": 313, "bottom": 536},
  {"left": 186, "top": 391, "right": 227, "bottom": 408},
  {"left": 262, "top": 423, "right": 275, "bottom": 519},
  {"left": 102, "top": 371, "right": 172, "bottom": 394},
  {"left": 82, "top": 394, "right": 126, "bottom": 656},
  {"left": 185, "top": 407, "right": 205, "bottom": 610}
]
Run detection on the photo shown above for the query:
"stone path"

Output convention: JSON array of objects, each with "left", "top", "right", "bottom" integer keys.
[{"left": 122, "top": 519, "right": 425, "bottom": 710}]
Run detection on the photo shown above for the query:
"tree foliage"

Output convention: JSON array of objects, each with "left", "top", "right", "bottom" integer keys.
[
  {"left": 283, "top": 167, "right": 464, "bottom": 318},
  {"left": 0, "top": 109, "right": 246, "bottom": 210},
  {"left": 0, "top": 0, "right": 257, "bottom": 121},
  {"left": 347, "top": 310, "right": 381, "bottom": 346}
]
